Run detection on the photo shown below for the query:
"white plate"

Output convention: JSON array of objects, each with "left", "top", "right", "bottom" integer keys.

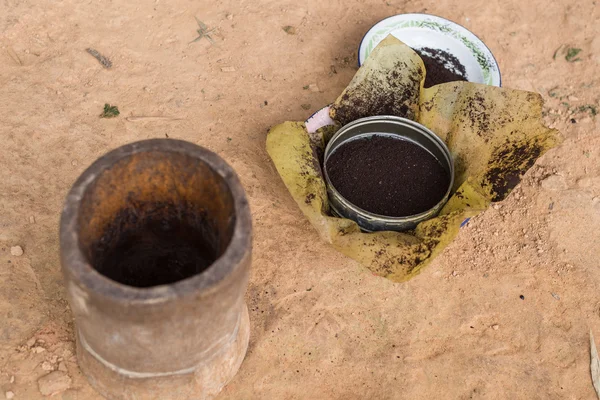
[
  {"left": 358, "top": 13, "right": 501, "bottom": 87},
  {"left": 305, "top": 105, "right": 334, "bottom": 134}
]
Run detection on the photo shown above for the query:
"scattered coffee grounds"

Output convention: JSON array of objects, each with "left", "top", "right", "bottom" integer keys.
[
  {"left": 326, "top": 135, "right": 450, "bottom": 217},
  {"left": 93, "top": 204, "right": 218, "bottom": 288},
  {"left": 414, "top": 47, "right": 468, "bottom": 88}
]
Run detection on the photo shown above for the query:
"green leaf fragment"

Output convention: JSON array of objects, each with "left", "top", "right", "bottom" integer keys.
[
  {"left": 565, "top": 47, "right": 582, "bottom": 62},
  {"left": 100, "top": 104, "right": 120, "bottom": 118}
]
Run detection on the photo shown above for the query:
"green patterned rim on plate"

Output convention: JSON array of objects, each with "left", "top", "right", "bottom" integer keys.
[{"left": 359, "top": 13, "right": 501, "bottom": 87}]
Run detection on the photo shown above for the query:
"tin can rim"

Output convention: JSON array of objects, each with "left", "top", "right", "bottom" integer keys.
[{"left": 323, "top": 116, "right": 454, "bottom": 228}]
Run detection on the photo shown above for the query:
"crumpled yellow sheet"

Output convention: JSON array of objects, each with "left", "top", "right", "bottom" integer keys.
[{"left": 266, "top": 35, "right": 561, "bottom": 282}]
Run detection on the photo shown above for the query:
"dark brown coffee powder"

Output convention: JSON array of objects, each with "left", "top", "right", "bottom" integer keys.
[
  {"left": 414, "top": 47, "right": 468, "bottom": 88},
  {"left": 326, "top": 135, "right": 450, "bottom": 217},
  {"left": 93, "top": 204, "right": 217, "bottom": 288}
]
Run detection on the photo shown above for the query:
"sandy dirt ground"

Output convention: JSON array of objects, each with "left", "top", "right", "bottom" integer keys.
[{"left": 1, "top": 0, "right": 600, "bottom": 398}]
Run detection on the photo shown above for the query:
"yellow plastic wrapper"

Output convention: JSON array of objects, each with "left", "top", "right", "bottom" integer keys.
[{"left": 266, "top": 35, "right": 561, "bottom": 282}]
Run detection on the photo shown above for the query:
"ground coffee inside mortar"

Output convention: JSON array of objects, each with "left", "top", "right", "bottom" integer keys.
[
  {"left": 326, "top": 135, "right": 450, "bottom": 217},
  {"left": 93, "top": 205, "right": 218, "bottom": 288},
  {"left": 414, "top": 47, "right": 468, "bottom": 88}
]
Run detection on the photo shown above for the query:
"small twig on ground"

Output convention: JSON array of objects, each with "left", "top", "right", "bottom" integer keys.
[
  {"left": 125, "top": 116, "right": 183, "bottom": 122},
  {"left": 552, "top": 45, "right": 564, "bottom": 60},
  {"left": 190, "top": 17, "right": 216, "bottom": 45},
  {"left": 590, "top": 331, "right": 600, "bottom": 399},
  {"left": 7, "top": 48, "right": 22, "bottom": 66},
  {"left": 86, "top": 48, "right": 112, "bottom": 69}
]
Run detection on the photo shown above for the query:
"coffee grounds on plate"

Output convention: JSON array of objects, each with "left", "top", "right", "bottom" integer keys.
[
  {"left": 414, "top": 47, "right": 468, "bottom": 88},
  {"left": 326, "top": 135, "right": 450, "bottom": 217}
]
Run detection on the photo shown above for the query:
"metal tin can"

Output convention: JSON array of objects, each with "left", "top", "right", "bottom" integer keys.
[{"left": 323, "top": 116, "right": 454, "bottom": 232}]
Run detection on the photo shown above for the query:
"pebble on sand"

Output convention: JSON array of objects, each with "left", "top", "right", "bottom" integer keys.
[
  {"left": 41, "top": 361, "right": 54, "bottom": 371},
  {"left": 541, "top": 175, "right": 567, "bottom": 191},
  {"left": 37, "top": 371, "right": 72, "bottom": 396},
  {"left": 282, "top": 25, "right": 296, "bottom": 35},
  {"left": 5, "top": 391, "right": 15, "bottom": 400},
  {"left": 10, "top": 246, "right": 23, "bottom": 256}
]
